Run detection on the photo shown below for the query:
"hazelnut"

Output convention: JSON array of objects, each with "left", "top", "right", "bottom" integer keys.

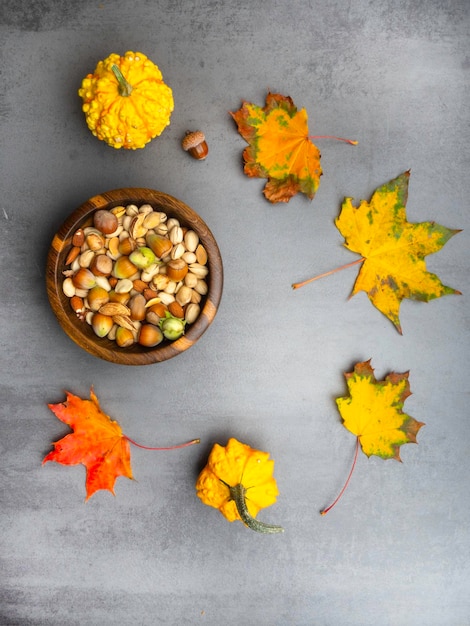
[{"left": 182, "top": 130, "right": 208, "bottom": 160}]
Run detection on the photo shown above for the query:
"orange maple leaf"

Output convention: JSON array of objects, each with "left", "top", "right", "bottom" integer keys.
[
  {"left": 230, "top": 92, "right": 323, "bottom": 203},
  {"left": 43, "top": 389, "right": 133, "bottom": 500},
  {"left": 43, "top": 389, "right": 199, "bottom": 500},
  {"left": 322, "top": 360, "right": 425, "bottom": 515}
]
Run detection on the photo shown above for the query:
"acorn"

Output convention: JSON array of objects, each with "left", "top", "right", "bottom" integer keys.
[{"left": 182, "top": 130, "right": 208, "bottom": 160}]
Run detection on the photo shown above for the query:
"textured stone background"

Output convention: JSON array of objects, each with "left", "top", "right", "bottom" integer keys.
[{"left": 1, "top": 1, "right": 469, "bottom": 624}]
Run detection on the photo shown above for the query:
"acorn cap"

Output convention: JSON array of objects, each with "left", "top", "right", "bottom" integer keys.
[{"left": 182, "top": 130, "right": 206, "bottom": 151}]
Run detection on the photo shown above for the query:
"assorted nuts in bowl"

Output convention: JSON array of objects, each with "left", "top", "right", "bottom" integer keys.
[{"left": 46, "top": 188, "right": 223, "bottom": 364}]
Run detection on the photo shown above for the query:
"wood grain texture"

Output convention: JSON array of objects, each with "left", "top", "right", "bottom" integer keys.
[{"left": 46, "top": 188, "right": 223, "bottom": 365}]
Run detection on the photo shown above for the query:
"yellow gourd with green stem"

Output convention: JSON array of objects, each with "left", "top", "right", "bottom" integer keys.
[
  {"left": 78, "top": 51, "right": 174, "bottom": 150},
  {"left": 196, "top": 438, "right": 284, "bottom": 534}
]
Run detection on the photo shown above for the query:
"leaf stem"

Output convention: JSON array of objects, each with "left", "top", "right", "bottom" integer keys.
[
  {"left": 292, "top": 257, "right": 364, "bottom": 290},
  {"left": 321, "top": 437, "right": 359, "bottom": 516},
  {"left": 309, "top": 135, "right": 358, "bottom": 145},
  {"left": 124, "top": 436, "right": 200, "bottom": 451}
]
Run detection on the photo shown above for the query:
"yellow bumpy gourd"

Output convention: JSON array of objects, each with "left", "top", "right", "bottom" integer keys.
[
  {"left": 196, "top": 437, "right": 284, "bottom": 534},
  {"left": 78, "top": 51, "right": 174, "bottom": 150}
]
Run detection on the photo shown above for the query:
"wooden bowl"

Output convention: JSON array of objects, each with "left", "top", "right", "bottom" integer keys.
[{"left": 46, "top": 188, "right": 223, "bottom": 365}]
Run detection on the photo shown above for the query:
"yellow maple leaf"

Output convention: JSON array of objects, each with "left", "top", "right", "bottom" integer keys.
[
  {"left": 293, "top": 171, "right": 461, "bottom": 333},
  {"left": 336, "top": 360, "right": 424, "bottom": 460},
  {"left": 322, "top": 360, "right": 424, "bottom": 515},
  {"left": 335, "top": 170, "right": 461, "bottom": 332}
]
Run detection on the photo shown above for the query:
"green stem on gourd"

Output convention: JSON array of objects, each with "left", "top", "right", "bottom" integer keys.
[
  {"left": 111, "top": 64, "right": 133, "bottom": 97},
  {"left": 230, "top": 483, "right": 284, "bottom": 534}
]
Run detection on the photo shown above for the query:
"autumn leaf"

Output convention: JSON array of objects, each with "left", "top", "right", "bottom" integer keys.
[
  {"left": 230, "top": 92, "right": 324, "bottom": 203},
  {"left": 293, "top": 171, "right": 461, "bottom": 333},
  {"left": 43, "top": 389, "right": 199, "bottom": 500},
  {"left": 321, "top": 360, "right": 424, "bottom": 515}
]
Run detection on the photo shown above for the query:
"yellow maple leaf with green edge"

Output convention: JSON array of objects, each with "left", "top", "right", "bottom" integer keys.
[
  {"left": 230, "top": 92, "right": 356, "bottom": 203},
  {"left": 322, "top": 360, "right": 424, "bottom": 515},
  {"left": 293, "top": 171, "right": 461, "bottom": 333}
]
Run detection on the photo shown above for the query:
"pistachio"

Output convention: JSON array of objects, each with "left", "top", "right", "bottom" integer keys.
[
  {"left": 169, "top": 225, "right": 184, "bottom": 244},
  {"left": 140, "top": 263, "right": 160, "bottom": 282},
  {"left": 129, "top": 213, "right": 147, "bottom": 239},
  {"left": 155, "top": 222, "right": 168, "bottom": 236},
  {"left": 143, "top": 211, "right": 162, "bottom": 229},
  {"left": 122, "top": 215, "right": 134, "bottom": 232},
  {"left": 175, "top": 285, "right": 192, "bottom": 306},
  {"left": 163, "top": 280, "right": 178, "bottom": 295},
  {"left": 79, "top": 249, "right": 95, "bottom": 268},
  {"left": 182, "top": 251, "right": 197, "bottom": 264},
  {"left": 195, "top": 279, "right": 208, "bottom": 295},
  {"left": 151, "top": 274, "right": 170, "bottom": 291},
  {"left": 75, "top": 287, "right": 90, "bottom": 298},
  {"left": 190, "top": 290, "right": 202, "bottom": 304},
  {"left": 184, "top": 272, "right": 198, "bottom": 289},
  {"left": 185, "top": 302, "right": 201, "bottom": 325},
  {"left": 184, "top": 230, "right": 199, "bottom": 252},
  {"left": 126, "top": 204, "right": 139, "bottom": 216},
  {"left": 169, "top": 242, "right": 184, "bottom": 260},
  {"left": 86, "top": 232, "right": 106, "bottom": 251},
  {"left": 189, "top": 262, "right": 209, "bottom": 278},
  {"left": 62, "top": 277, "right": 76, "bottom": 298},
  {"left": 158, "top": 292, "right": 176, "bottom": 305}
]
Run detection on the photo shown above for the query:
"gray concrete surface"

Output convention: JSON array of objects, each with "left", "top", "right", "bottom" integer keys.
[{"left": 1, "top": 1, "right": 469, "bottom": 624}]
